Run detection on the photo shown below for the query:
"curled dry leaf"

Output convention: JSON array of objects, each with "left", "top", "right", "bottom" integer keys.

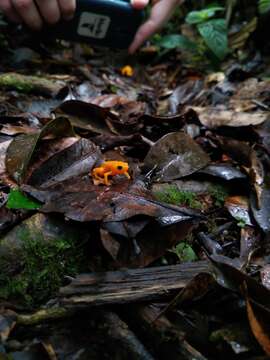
[{"left": 192, "top": 106, "right": 268, "bottom": 128}]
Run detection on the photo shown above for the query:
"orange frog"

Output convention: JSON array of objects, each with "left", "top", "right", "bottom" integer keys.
[{"left": 91, "top": 161, "right": 130, "bottom": 186}]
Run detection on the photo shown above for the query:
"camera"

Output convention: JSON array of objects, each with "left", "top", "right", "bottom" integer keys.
[{"left": 45, "top": 0, "right": 144, "bottom": 48}]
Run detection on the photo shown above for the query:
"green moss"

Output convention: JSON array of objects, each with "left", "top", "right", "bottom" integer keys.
[
  {"left": 0, "top": 228, "right": 82, "bottom": 306},
  {"left": 154, "top": 185, "right": 202, "bottom": 209},
  {"left": 0, "top": 74, "right": 34, "bottom": 92},
  {"left": 208, "top": 184, "right": 229, "bottom": 207}
]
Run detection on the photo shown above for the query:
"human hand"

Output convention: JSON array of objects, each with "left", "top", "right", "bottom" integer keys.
[
  {"left": 0, "top": 0, "right": 76, "bottom": 30},
  {"left": 129, "top": 0, "right": 182, "bottom": 54}
]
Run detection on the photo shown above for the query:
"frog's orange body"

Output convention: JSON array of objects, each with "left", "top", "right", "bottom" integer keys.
[{"left": 92, "top": 161, "right": 130, "bottom": 186}]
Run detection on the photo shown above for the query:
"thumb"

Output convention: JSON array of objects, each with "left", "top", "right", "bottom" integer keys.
[{"left": 131, "top": 0, "right": 149, "bottom": 10}]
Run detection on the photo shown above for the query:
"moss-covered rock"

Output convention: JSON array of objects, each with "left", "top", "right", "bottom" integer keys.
[{"left": 0, "top": 213, "right": 90, "bottom": 306}]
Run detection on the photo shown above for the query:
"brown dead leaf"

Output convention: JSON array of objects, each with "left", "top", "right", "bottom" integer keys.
[
  {"left": 246, "top": 297, "right": 270, "bottom": 355},
  {"left": 144, "top": 132, "right": 210, "bottom": 181},
  {"left": 90, "top": 94, "right": 131, "bottom": 108},
  {"left": 193, "top": 106, "right": 268, "bottom": 128},
  {"left": 225, "top": 196, "right": 252, "bottom": 226}
]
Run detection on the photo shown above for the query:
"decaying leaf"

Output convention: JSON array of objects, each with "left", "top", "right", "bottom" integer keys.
[
  {"left": 246, "top": 297, "right": 270, "bottom": 356},
  {"left": 27, "top": 138, "right": 102, "bottom": 188},
  {"left": 144, "top": 132, "right": 210, "bottom": 181},
  {"left": 193, "top": 106, "right": 268, "bottom": 128},
  {"left": 225, "top": 196, "right": 252, "bottom": 226},
  {"left": 5, "top": 118, "right": 74, "bottom": 184},
  {"left": 250, "top": 186, "right": 270, "bottom": 233}
]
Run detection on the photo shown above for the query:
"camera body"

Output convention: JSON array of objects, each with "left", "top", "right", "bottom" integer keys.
[{"left": 45, "top": 0, "right": 144, "bottom": 48}]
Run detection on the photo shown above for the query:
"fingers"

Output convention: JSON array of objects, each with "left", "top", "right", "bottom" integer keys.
[
  {"left": 35, "top": 0, "right": 60, "bottom": 25},
  {"left": 0, "top": 0, "right": 21, "bottom": 22},
  {"left": 11, "top": 0, "right": 43, "bottom": 29},
  {"left": 131, "top": 0, "right": 149, "bottom": 10},
  {"left": 0, "top": 0, "right": 76, "bottom": 29},
  {"left": 57, "top": 0, "right": 76, "bottom": 20},
  {"left": 129, "top": 0, "right": 180, "bottom": 54}
]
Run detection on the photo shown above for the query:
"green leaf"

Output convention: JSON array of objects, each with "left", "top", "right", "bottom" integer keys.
[
  {"left": 186, "top": 7, "right": 224, "bottom": 24},
  {"left": 156, "top": 34, "right": 197, "bottom": 51},
  {"left": 258, "top": 0, "right": 270, "bottom": 14},
  {"left": 169, "top": 242, "right": 198, "bottom": 262},
  {"left": 197, "top": 19, "right": 228, "bottom": 60},
  {"left": 7, "top": 189, "right": 41, "bottom": 210}
]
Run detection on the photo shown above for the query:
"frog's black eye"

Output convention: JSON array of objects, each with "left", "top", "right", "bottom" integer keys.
[{"left": 117, "top": 165, "right": 123, "bottom": 170}]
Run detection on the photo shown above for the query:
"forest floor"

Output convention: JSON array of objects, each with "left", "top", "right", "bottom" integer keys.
[{"left": 1, "top": 19, "right": 270, "bottom": 360}]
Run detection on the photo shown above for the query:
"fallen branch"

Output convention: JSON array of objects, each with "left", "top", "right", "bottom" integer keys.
[
  {"left": 59, "top": 261, "right": 210, "bottom": 307},
  {"left": 130, "top": 304, "right": 207, "bottom": 360},
  {"left": 17, "top": 307, "right": 73, "bottom": 326},
  {"left": 0, "top": 73, "right": 64, "bottom": 96}
]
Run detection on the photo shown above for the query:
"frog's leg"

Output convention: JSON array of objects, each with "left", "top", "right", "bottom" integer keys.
[
  {"left": 124, "top": 171, "right": 131, "bottom": 180},
  {"left": 92, "top": 168, "right": 103, "bottom": 180},
  {"left": 104, "top": 171, "right": 113, "bottom": 186}
]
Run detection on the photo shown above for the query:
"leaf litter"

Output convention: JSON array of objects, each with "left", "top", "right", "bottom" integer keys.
[{"left": 1, "top": 19, "right": 270, "bottom": 360}]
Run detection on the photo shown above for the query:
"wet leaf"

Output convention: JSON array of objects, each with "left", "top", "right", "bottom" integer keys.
[
  {"left": 210, "top": 255, "right": 270, "bottom": 304},
  {"left": 40, "top": 189, "right": 201, "bottom": 223},
  {"left": 27, "top": 138, "right": 102, "bottom": 188},
  {"left": 199, "top": 164, "right": 246, "bottom": 181},
  {"left": 111, "top": 219, "right": 196, "bottom": 267},
  {"left": 186, "top": 8, "right": 224, "bottom": 25},
  {"left": 144, "top": 132, "right": 210, "bottom": 182},
  {"left": 250, "top": 186, "right": 270, "bottom": 233},
  {"left": 225, "top": 196, "right": 252, "bottom": 226},
  {"left": 0, "top": 207, "right": 20, "bottom": 235},
  {"left": 198, "top": 232, "right": 223, "bottom": 255},
  {"left": 169, "top": 242, "right": 198, "bottom": 262},
  {"left": 218, "top": 137, "right": 252, "bottom": 167},
  {"left": 6, "top": 189, "right": 41, "bottom": 210},
  {"left": 156, "top": 34, "right": 197, "bottom": 51},
  {"left": 5, "top": 118, "right": 74, "bottom": 184},
  {"left": 198, "top": 19, "right": 228, "bottom": 60},
  {"left": 169, "top": 80, "right": 203, "bottom": 114},
  {"left": 57, "top": 100, "right": 114, "bottom": 134},
  {"left": 246, "top": 296, "right": 270, "bottom": 355}
]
